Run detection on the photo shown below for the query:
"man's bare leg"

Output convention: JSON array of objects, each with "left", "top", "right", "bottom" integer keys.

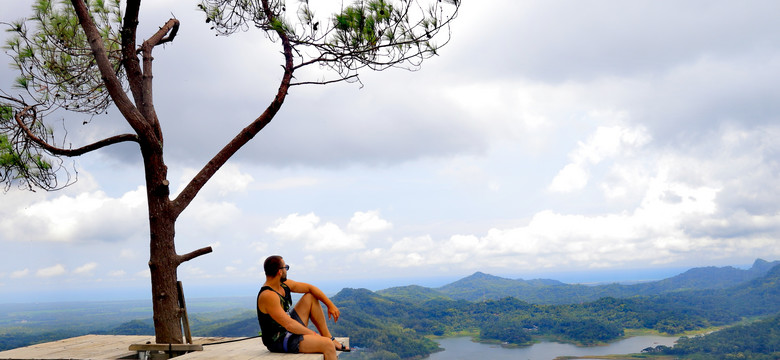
[
  {"left": 294, "top": 293, "right": 349, "bottom": 351},
  {"left": 294, "top": 293, "right": 333, "bottom": 338}
]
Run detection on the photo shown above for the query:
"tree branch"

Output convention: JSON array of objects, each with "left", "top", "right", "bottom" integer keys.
[
  {"left": 122, "top": 0, "right": 144, "bottom": 107},
  {"left": 13, "top": 104, "right": 139, "bottom": 157},
  {"left": 157, "top": 20, "right": 180, "bottom": 46},
  {"left": 291, "top": 74, "right": 361, "bottom": 87},
  {"left": 136, "top": 18, "right": 180, "bottom": 140},
  {"left": 70, "top": 0, "right": 158, "bottom": 148},
  {"left": 177, "top": 246, "right": 213, "bottom": 265},
  {"left": 145, "top": 19, "right": 180, "bottom": 48},
  {"left": 170, "top": 0, "right": 295, "bottom": 218}
]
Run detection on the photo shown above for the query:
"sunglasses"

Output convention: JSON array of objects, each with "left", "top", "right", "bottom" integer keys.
[{"left": 280, "top": 265, "right": 290, "bottom": 271}]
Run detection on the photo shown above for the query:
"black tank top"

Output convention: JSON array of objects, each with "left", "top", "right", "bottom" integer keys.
[{"left": 257, "top": 283, "right": 292, "bottom": 345}]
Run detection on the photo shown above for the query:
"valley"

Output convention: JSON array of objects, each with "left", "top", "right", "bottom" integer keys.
[{"left": 2, "top": 259, "right": 780, "bottom": 359}]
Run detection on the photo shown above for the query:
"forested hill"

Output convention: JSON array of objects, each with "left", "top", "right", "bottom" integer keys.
[
  {"left": 330, "top": 263, "right": 780, "bottom": 358},
  {"left": 378, "top": 258, "right": 780, "bottom": 304},
  {"left": 4, "top": 261, "right": 780, "bottom": 359}
]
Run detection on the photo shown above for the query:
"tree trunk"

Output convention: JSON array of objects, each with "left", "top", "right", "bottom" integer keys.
[
  {"left": 149, "top": 212, "right": 183, "bottom": 344},
  {"left": 144, "top": 150, "right": 183, "bottom": 344},
  {"left": 68, "top": 0, "right": 213, "bottom": 345}
]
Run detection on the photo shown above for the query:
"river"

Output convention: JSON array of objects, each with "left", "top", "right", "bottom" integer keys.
[{"left": 424, "top": 335, "right": 678, "bottom": 360}]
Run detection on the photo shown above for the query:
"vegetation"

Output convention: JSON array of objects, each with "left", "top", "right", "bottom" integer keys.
[
  {"left": 322, "top": 263, "right": 780, "bottom": 358},
  {"left": 657, "top": 314, "right": 780, "bottom": 359},
  {"left": 0, "top": 329, "right": 86, "bottom": 352},
  {"left": 2, "top": 263, "right": 780, "bottom": 359}
]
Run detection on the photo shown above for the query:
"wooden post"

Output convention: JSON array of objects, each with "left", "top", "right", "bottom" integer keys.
[{"left": 177, "top": 281, "right": 193, "bottom": 345}]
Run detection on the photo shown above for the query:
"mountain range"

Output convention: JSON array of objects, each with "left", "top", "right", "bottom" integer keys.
[
  {"left": 378, "top": 258, "right": 780, "bottom": 304},
  {"left": 328, "top": 259, "right": 780, "bottom": 358}
]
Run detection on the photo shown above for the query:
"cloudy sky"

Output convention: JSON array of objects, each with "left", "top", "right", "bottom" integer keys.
[{"left": 1, "top": 0, "right": 779, "bottom": 302}]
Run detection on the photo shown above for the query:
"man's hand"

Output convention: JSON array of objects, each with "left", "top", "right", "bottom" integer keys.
[{"left": 328, "top": 304, "right": 340, "bottom": 322}]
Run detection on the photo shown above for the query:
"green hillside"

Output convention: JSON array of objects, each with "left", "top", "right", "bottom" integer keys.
[
  {"left": 376, "top": 284, "right": 451, "bottom": 302},
  {"left": 3, "top": 261, "right": 780, "bottom": 360},
  {"left": 649, "top": 314, "right": 780, "bottom": 359},
  {"left": 334, "top": 264, "right": 780, "bottom": 358},
  {"left": 379, "top": 259, "right": 780, "bottom": 304}
]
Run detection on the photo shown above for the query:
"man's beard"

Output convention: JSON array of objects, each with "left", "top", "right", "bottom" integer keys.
[{"left": 281, "top": 274, "right": 287, "bottom": 282}]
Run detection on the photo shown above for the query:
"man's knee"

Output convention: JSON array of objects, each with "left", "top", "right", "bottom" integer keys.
[
  {"left": 302, "top": 292, "right": 318, "bottom": 302},
  {"left": 300, "top": 293, "right": 322, "bottom": 309},
  {"left": 294, "top": 293, "right": 320, "bottom": 322}
]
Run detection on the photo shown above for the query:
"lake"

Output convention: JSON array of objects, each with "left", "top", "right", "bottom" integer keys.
[{"left": 424, "top": 335, "right": 678, "bottom": 360}]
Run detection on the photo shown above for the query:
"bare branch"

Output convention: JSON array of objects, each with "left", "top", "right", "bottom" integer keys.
[
  {"left": 122, "top": 0, "right": 145, "bottom": 108},
  {"left": 143, "top": 19, "right": 180, "bottom": 49},
  {"left": 291, "top": 74, "right": 361, "bottom": 87},
  {"left": 136, "top": 18, "right": 180, "bottom": 139},
  {"left": 157, "top": 20, "right": 180, "bottom": 46},
  {"left": 5, "top": 97, "right": 139, "bottom": 157},
  {"left": 70, "top": 0, "right": 158, "bottom": 147},
  {"left": 177, "top": 246, "right": 213, "bottom": 265},
  {"left": 171, "top": 0, "right": 296, "bottom": 218}
]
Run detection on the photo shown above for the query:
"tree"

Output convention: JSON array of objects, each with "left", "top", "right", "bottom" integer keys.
[{"left": 0, "top": 0, "right": 459, "bottom": 344}]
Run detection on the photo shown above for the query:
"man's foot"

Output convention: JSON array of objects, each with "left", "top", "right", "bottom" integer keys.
[{"left": 332, "top": 338, "right": 351, "bottom": 352}]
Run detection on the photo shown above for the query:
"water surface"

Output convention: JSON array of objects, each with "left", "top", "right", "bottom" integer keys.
[{"left": 425, "top": 335, "right": 677, "bottom": 360}]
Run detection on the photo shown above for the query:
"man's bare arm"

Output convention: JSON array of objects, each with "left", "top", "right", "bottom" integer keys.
[
  {"left": 286, "top": 279, "right": 340, "bottom": 321},
  {"left": 258, "top": 290, "right": 317, "bottom": 335}
]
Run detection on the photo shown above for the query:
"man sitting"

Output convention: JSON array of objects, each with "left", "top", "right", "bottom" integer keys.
[{"left": 256, "top": 255, "right": 350, "bottom": 360}]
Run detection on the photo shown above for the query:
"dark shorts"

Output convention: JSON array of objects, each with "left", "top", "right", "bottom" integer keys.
[{"left": 266, "top": 310, "right": 305, "bottom": 353}]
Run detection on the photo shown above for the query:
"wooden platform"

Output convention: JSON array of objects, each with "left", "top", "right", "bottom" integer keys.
[{"left": 0, "top": 335, "right": 349, "bottom": 360}]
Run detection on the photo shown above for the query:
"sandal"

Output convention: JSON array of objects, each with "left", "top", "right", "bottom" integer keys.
[{"left": 332, "top": 337, "right": 351, "bottom": 352}]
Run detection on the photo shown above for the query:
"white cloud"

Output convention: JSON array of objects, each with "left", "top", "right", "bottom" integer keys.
[
  {"left": 181, "top": 200, "right": 241, "bottom": 231},
  {"left": 267, "top": 212, "right": 367, "bottom": 251},
  {"left": 347, "top": 211, "right": 392, "bottom": 233},
  {"left": 74, "top": 262, "right": 98, "bottom": 275},
  {"left": 572, "top": 123, "right": 650, "bottom": 164},
  {"left": 361, "top": 143, "right": 770, "bottom": 273},
  {"left": 549, "top": 124, "right": 651, "bottom": 193},
  {"left": 174, "top": 163, "right": 254, "bottom": 199},
  {"left": 172, "top": 165, "right": 249, "bottom": 240},
  {"left": 268, "top": 213, "right": 320, "bottom": 239},
  {"left": 109, "top": 270, "right": 126, "bottom": 277},
  {"left": 10, "top": 269, "right": 29, "bottom": 279},
  {"left": 0, "top": 187, "right": 147, "bottom": 243},
  {"left": 367, "top": 235, "right": 435, "bottom": 268},
  {"left": 37, "top": 264, "right": 66, "bottom": 278},
  {"left": 548, "top": 163, "right": 590, "bottom": 193}
]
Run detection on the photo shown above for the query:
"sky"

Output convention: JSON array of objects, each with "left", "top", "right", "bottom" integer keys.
[{"left": 1, "top": 0, "right": 780, "bottom": 303}]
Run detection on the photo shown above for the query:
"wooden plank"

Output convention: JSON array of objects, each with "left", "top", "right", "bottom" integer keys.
[
  {"left": 0, "top": 335, "right": 153, "bottom": 360},
  {"left": 177, "top": 337, "right": 319, "bottom": 360},
  {"left": 177, "top": 281, "right": 193, "bottom": 344},
  {"left": 178, "top": 337, "right": 348, "bottom": 360},
  {"left": 0, "top": 335, "right": 348, "bottom": 360}
]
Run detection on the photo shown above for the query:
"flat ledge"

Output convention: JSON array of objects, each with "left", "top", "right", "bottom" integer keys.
[{"left": 0, "top": 335, "right": 349, "bottom": 360}]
